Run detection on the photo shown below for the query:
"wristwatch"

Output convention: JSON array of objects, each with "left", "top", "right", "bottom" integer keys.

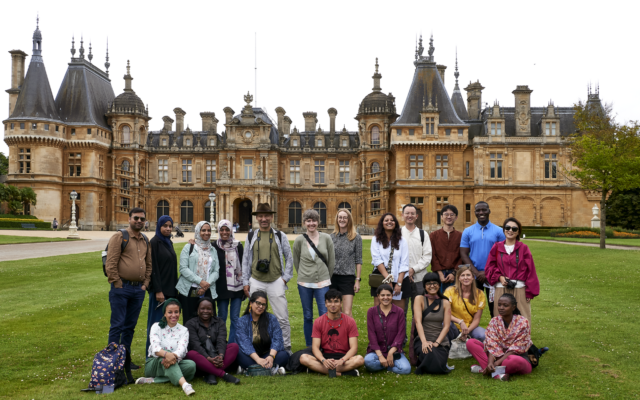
[
  {"left": 397, "top": 282, "right": 402, "bottom": 287},
  {"left": 356, "top": 277, "right": 361, "bottom": 282}
]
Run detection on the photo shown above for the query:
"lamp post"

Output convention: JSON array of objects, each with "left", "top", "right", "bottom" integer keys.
[
  {"left": 209, "top": 192, "right": 217, "bottom": 241},
  {"left": 68, "top": 190, "right": 79, "bottom": 239}
]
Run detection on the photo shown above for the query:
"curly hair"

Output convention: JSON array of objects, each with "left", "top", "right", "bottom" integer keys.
[{"left": 374, "top": 213, "right": 401, "bottom": 250}]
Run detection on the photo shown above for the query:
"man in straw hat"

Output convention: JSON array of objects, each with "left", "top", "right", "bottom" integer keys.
[{"left": 241, "top": 203, "right": 294, "bottom": 354}]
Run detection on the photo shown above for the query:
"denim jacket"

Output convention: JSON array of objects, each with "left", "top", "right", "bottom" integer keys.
[{"left": 236, "top": 313, "right": 284, "bottom": 356}]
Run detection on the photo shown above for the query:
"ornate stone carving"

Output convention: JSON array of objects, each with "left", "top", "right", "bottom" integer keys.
[{"left": 256, "top": 165, "right": 263, "bottom": 179}]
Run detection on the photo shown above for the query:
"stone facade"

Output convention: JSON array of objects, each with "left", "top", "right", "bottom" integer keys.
[{"left": 3, "top": 26, "right": 597, "bottom": 232}]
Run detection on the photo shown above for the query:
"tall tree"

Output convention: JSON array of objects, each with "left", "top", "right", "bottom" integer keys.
[
  {"left": 0, "top": 152, "right": 8, "bottom": 176},
  {"left": 567, "top": 101, "right": 640, "bottom": 248},
  {"left": 605, "top": 188, "right": 640, "bottom": 230}
]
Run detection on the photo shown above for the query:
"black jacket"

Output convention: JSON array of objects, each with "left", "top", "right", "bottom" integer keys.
[
  {"left": 186, "top": 316, "right": 228, "bottom": 358},
  {"left": 213, "top": 242, "right": 244, "bottom": 300},
  {"left": 148, "top": 236, "right": 178, "bottom": 298}
]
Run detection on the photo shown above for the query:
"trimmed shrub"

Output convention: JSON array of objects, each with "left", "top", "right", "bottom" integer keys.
[
  {"left": 550, "top": 227, "right": 615, "bottom": 238},
  {"left": 0, "top": 214, "right": 39, "bottom": 220},
  {"left": 0, "top": 220, "right": 51, "bottom": 229}
]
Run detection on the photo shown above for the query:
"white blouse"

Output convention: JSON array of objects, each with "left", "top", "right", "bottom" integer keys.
[
  {"left": 371, "top": 237, "right": 409, "bottom": 299},
  {"left": 148, "top": 322, "right": 189, "bottom": 360}
]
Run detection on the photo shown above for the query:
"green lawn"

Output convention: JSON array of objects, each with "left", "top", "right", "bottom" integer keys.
[
  {"left": 1, "top": 240, "right": 638, "bottom": 399},
  {"left": 0, "top": 235, "right": 81, "bottom": 245},
  {"left": 528, "top": 237, "right": 640, "bottom": 247}
]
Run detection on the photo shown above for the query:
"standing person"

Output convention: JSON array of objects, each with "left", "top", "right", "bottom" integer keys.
[
  {"left": 299, "top": 289, "right": 364, "bottom": 377},
  {"left": 364, "top": 284, "right": 411, "bottom": 375},
  {"left": 444, "top": 266, "right": 487, "bottom": 342},
  {"left": 242, "top": 203, "right": 294, "bottom": 353},
  {"left": 400, "top": 204, "right": 432, "bottom": 322},
  {"left": 460, "top": 201, "right": 506, "bottom": 317},
  {"left": 185, "top": 297, "right": 240, "bottom": 385},
  {"left": 176, "top": 221, "right": 219, "bottom": 324},
  {"left": 430, "top": 204, "right": 462, "bottom": 293},
  {"left": 105, "top": 207, "right": 151, "bottom": 381},
  {"left": 485, "top": 218, "right": 539, "bottom": 323},
  {"left": 412, "top": 273, "right": 451, "bottom": 375},
  {"left": 212, "top": 219, "right": 244, "bottom": 344},
  {"left": 145, "top": 219, "right": 150, "bottom": 232},
  {"left": 235, "top": 291, "right": 290, "bottom": 373},
  {"left": 147, "top": 215, "right": 179, "bottom": 356},
  {"left": 466, "top": 293, "right": 534, "bottom": 381},
  {"left": 370, "top": 213, "right": 410, "bottom": 309},
  {"left": 136, "top": 298, "right": 197, "bottom": 396},
  {"left": 330, "top": 208, "right": 363, "bottom": 318},
  {"left": 52, "top": 218, "right": 58, "bottom": 231},
  {"left": 293, "top": 209, "right": 336, "bottom": 347}
]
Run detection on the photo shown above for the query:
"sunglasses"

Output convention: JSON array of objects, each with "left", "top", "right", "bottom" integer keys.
[
  {"left": 254, "top": 301, "right": 267, "bottom": 308},
  {"left": 504, "top": 226, "right": 519, "bottom": 232},
  {"left": 133, "top": 216, "right": 146, "bottom": 222}
]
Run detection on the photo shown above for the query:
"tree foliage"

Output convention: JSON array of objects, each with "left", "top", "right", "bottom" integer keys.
[
  {"left": 0, "top": 183, "right": 38, "bottom": 214},
  {"left": 605, "top": 188, "right": 640, "bottom": 230},
  {"left": 567, "top": 101, "right": 640, "bottom": 248},
  {"left": 0, "top": 152, "right": 8, "bottom": 176}
]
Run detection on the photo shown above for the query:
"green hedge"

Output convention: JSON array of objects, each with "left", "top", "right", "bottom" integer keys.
[
  {"left": 0, "top": 214, "right": 39, "bottom": 220},
  {"left": 0, "top": 220, "right": 51, "bottom": 229},
  {"left": 550, "top": 227, "right": 615, "bottom": 238},
  {"left": 521, "top": 227, "right": 557, "bottom": 237}
]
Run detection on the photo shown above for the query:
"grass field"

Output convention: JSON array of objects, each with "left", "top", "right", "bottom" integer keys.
[
  {"left": 0, "top": 235, "right": 81, "bottom": 245},
  {"left": 528, "top": 237, "right": 640, "bottom": 247},
  {"left": 1, "top": 240, "right": 639, "bottom": 399}
]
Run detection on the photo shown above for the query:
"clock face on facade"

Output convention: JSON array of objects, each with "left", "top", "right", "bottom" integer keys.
[{"left": 245, "top": 131, "right": 252, "bottom": 138}]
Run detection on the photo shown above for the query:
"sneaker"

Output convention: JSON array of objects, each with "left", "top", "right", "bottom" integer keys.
[
  {"left": 470, "top": 365, "right": 483, "bottom": 374},
  {"left": 277, "top": 367, "right": 286, "bottom": 376},
  {"left": 237, "top": 366, "right": 244, "bottom": 375},
  {"left": 130, "top": 362, "right": 140, "bottom": 370},
  {"left": 204, "top": 374, "right": 217, "bottom": 385},
  {"left": 135, "top": 377, "right": 154, "bottom": 384},
  {"left": 341, "top": 369, "right": 359, "bottom": 377},
  {"left": 222, "top": 373, "right": 240, "bottom": 385},
  {"left": 493, "top": 373, "right": 510, "bottom": 381},
  {"left": 446, "top": 363, "right": 455, "bottom": 371},
  {"left": 182, "top": 383, "right": 195, "bottom": 396}
]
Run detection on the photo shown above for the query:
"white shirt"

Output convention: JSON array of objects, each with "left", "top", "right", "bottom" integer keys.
[
  {"left": 504, "top": 244, "right": 515, "bottom": 255},
  {"left": 148, "top": 322, "right": 189, "bottom": 361},
  {"left": 371, "top": 237, "right": 410, "bottom": 300},
  {"left": 401, "top": 226, "right": 432, "bottom": 282}
]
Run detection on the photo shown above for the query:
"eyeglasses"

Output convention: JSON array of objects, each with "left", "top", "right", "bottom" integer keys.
[
  {"left": 425, "top": 282, "right": 439, "bottom": 287},
  {"left": 442, "top": 213, "right": 456, "bottom": 218},
  {"left": 254, "top": 301, "right": 267, "bottom": 308},
  {"left": 133, "top": 216, "right": 146, "bottom": 222},
  {"left": 504, "top": 226, "right": 519, "bottom": 232}
]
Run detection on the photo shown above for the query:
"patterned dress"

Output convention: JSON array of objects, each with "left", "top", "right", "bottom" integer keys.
[{"left": 484, "top": 315, "right": 532, "bottom": 358}]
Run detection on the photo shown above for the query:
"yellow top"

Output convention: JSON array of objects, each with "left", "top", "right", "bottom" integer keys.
[{"left": 443, "top": 286, "right": 486, "bottom": 329}]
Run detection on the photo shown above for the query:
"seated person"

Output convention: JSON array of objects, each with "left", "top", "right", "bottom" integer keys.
[
  {"left": 466, "top": 293, "right": 534, "bottom": 381},
  {"left": 444, "top": 266, "right": 487, "bottom": 342},
  {"left": 235, "top": 291, "right": 289, "bottom": 374},
  {"left": 300, "top": 289, "right": 364, "bottom": 377},
  {"left": 136, "top": 298, "right": 197, "bottom": 396},
  {"left": 364, "top": 284, "right": 411, "bottom": 375},
  {"left": 185, "top": 297, "right": 240, "bottom": 385},
  {"left": 413, "top": 273, "right": 451, "bottom": 375}
]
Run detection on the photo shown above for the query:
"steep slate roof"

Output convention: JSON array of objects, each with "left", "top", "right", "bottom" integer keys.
[
  {"left": 55, "top": 59, "right": 115, "bottom": 129},
  {"left": 8, "top": 58, "right": 61, "bottom": 122},
  {"left": 479, "top": 107, "right": 576, "bottom": 137},
  {"left": 451, "top": 90, "right": 468, "bottom": 120},
  {"left": 233, "top": 107, "right": 279, "bottom": 144}
]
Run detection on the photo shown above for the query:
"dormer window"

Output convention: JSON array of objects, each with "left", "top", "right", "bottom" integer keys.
[
  {"left": 292, "top": 139, "right": 298, "bottom": 147},
  {"left": 162, "top": 139, "right": 167, "bottom": 146},
  {"left": 317, "top": 139, "right": 323, "bottom": 147},
  {"left": 210, "top": 139, "right": 215, "bottom": 146},
  {"left": 396, "top": 129, "right": 402, "bottom": 136},
  {"left": 545, "top": 122, "right": 557, "bottom": 136},
  {"left": 44, "top": 124, "right": 49, "bottom": 131},
  {"left": 342, "top": 138, "right": 348, "bottom": 147},
  {"left": 186, "top": 139, "right": 191, "bottom": 146},
  {"left": 71, "top": 128, "right": 76, "bottom": 135},
  {"left": 490, "top": 122, "right": 502, "bottom": 135}
]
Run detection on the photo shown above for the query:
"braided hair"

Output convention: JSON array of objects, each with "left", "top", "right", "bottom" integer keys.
[{"left": 158, "top": 298, "right": 182, "bottom": 328}]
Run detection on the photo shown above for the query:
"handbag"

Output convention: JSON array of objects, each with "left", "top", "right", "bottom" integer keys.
[
  {"left": 448, "top": 333, "right": 472, "bottom": 359},
  {"left": 369, "top": 246, "right": 394, "bottom": 288},
  {"left": 244, "top": 364, "right": 272, "bottom": 377},
  {"left": 377, "top": 306, "right": 401, "bottom": 360}
]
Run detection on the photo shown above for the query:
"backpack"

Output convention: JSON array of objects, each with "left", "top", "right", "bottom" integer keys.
[
  {"left": 85, "top": 342, "right": 127, "bottom": 393},
  {"left": 102, "top": 230, "right": 149, "bottom": 277},
  {"left": 247, "top": 229, "right": 283, "bottom": 246},
  {"left": 419, "top": 229, "right": 425, "bottom": 245}
]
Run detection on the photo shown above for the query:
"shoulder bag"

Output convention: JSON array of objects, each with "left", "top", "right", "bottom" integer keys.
[
  {"left": 369, "top": 246, "right": 394, "bottom": 289},
  {"left": 302, "top": 234, "right": 330, "bottom": 272}
]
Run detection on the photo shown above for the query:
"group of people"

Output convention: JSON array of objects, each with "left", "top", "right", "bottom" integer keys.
[{"left": 103, "top": 200, "right": 541, "bottom": 396}]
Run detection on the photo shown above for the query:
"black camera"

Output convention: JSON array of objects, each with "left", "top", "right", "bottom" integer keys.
[
  {"left": 504, "top": 278, "right": 517, "bottom": 290},
  {"left": 256, "top": 259, "right": 270, "bottom": 273}
]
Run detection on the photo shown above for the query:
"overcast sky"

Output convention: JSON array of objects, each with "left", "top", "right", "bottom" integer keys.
[{"left": 1, "top": 0, "right": 637, "bottom": 157}]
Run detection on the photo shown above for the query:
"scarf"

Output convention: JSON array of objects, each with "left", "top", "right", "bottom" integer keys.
[
  {"left": 216, "top": 219, "right": 242, "bottom": 291},
  {"left": 194, "top": 221, "right": 212, "bottom": 282},
  {"left": 155, "top": 215, "right": 174, "bottom": 249},
  {"left": 158, "top": 298, "right": 182, "bottom": 328}
]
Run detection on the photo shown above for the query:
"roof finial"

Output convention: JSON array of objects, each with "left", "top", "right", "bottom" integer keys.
[
  {"left": 127, "top": 59, "right": 130, "bottom": 75},
  {"left": 37, "top": 13, "right": 39, "bottom": 29},
  {"left": 415, "top": 35, "right": 418, "bottom": 60},
  {"left": 124, "top": 60, "right": 133, "bottom": 92},
  {"left": 454, "top": 47, "right": 460, "bottom": 91},
  {"left": 88, "top": 41, "right": 93, "bottom": 62},
  {"left": 375, "top": 57, "right": 379, "bottom": 73},
  {"left": 79, "top": 36, "right": 85, "bottom": 59},
  {"left": 428, "top": 34, "right": 435, "bottom": 59},
  {"left": 418, "top": 34, "right": 424, "bottom": 57},
  {"left": 105, "top": 38, "right": 110, "bottom": 76},
  {"left": 71, "top": 35, "right": 76, "bottom": 57}
]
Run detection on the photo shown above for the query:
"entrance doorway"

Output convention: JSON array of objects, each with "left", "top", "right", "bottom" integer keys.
[{"left": 235, "top": 199, "right": 253, "bottom": 232}]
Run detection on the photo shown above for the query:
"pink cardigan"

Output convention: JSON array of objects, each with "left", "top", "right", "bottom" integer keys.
[{"left": 485, "top": 241, "right": 540, "bottom": 299}]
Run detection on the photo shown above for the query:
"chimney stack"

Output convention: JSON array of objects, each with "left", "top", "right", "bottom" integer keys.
[
  {"left": 464, "top": 80, "right": 485, "bottom": 120},
  {"left": 200, "top": 112, "right": 216, "bottom": 132},
  {"left": 283, "top": 116, "right": 292, "bottom": 135},
  {"left": 275, "top": 107, "right": 286, "bottom": 136},
  {"left": 436, "top": 64, "right": 447, "bottom": 84},
  {"left": 223, "top": 107, "right": 234, "bottom": 125},
  {"left": 303, "top": 111, "right": 317, "bottom": 132},
  {"left": 512, "top": 85, "right": 533, "bottom": 136},
  {"left": 7, "top": 50, "right": 28, "bottom": 116},
  {"left": 327, "top": 108, "right": 338, "bottom": 134},
  {"left": 173, "top": 107, "right": 186, "bottom": 133},
  {"left": 162, "top": 116, "right": 174, "bottom": 131}
]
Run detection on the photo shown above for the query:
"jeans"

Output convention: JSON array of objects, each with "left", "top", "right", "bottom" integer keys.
[
  {"left": 146, "top": 293, "right": 165, "bottom": 357},
  {"left": 236, "top": 350, "right": 291, "bottom": 370},
  {"left": 185, "top": 344, "right": 239, "bottom": 377},
  {"left": 297, "top": 285, "right": 330, "bottom": 346},
  {"left": 440, "top": 269, "right": 456, "bottom": 294},
  {"left": 108, "top": 282, "right": 146, "bottom": 354},
  {"left": 216, "top": 298, "right": 243, "bottom": 343},
  {"left": 447, "top": 322, "right": 486, "bottom": 342},
  {"left": 364, "top": 352, "right": 412, "bottom": 375},
  {"left": 249, "top": 277, "right": 291, "bottom": 350}
]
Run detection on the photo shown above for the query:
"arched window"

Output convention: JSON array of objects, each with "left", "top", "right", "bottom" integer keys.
[
  {"left": 338, "top": 202, "right": 351, "bottom": 213},
  {"left": 313, "top": 202, "right": 327, "bottom": 228},
  {"left": 121, "top": 160, "right": 130, "bottom": 175},
  {"left": 371, "top": 162, "right": 380, "bottom": 174},
  {"left": 122, "top": 126, "right": 130, "bottom": 144},
  {"left": 157, "top": 200, "right": 169, "bottom": 221},
  {"left": 204, "top": 200, "right": 216, "bottom": 223},
  {"left": 371, "top": 126, "right": 380, "bottom": 145},
  {"left": 181, "top": 200, "right": 194, "bottom": 224},
  {"left": 288, "top": 201, "right": 302, "bottom": 227},
  {"left": 120, "top": 160, "right": 130, "bottom": 190},
  {"left": 371, "top": 180, "right": 380, "bottom": 192}
]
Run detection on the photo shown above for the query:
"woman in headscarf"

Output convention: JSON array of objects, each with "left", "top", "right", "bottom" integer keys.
[
  {"left": 213, "top": 219, "right": 245, "bottom": 343},
  {"left": 176, "top": 221, "right": 220, "bottom": 324},
  {"left": 147, "top": 215, "right": 179, "bottom": 357}
]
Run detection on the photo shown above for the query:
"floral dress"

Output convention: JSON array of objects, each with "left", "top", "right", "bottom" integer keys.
[
  {"left": 484, "top": 315, "right": 532, "bottom": 358},
  {"left": 148, "top": 322, "right": 189, "bottom": 360}
]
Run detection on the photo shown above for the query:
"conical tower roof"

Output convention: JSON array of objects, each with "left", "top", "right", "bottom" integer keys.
[{"left": 450, "top": 50, "right": 468, "bottom": 120}]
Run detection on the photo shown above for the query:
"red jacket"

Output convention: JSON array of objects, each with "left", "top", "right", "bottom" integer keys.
[{"left": 485, "top": 241, "right": 539, "bottom": 299}]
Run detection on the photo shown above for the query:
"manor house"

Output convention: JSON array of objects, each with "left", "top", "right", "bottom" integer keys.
[{"left": 3, "top": 22, "right": 601, "bottom": 232}]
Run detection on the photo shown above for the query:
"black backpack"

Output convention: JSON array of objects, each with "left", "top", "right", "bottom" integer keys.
[{"left": 102, "top": 229, "right": 149, "bottom": 277}]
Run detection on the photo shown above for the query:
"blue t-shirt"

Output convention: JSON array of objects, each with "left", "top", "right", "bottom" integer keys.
[{"left": 460, "top": 221, "right": 506, "bottom": 272}]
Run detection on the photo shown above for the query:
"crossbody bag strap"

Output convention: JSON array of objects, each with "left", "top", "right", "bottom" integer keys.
[
  {"left": 303, "top": 234, "right": 329, "bottom": 269},
  {"left": 377, "top": 306, "right": 390, "bottom": 351},
  {"left": 387, "top": 246, "right": 394, "bottom": 275}
]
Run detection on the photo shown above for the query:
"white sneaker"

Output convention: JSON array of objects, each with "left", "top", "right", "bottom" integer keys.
[
  {"left": 277, "top": 366, "right": 286, "bottom": 375},
  {"left": 470, "top": 365, "right": 483, "bottom": 374},
  {"left": 237, "top": 366, "right": 244, "bottom": 375},
  {"left": 135, "top": 377, "right": 154, "bottom": 384},
  {"left": 182, "top": 383, "right": 195, "bottom": 396}
]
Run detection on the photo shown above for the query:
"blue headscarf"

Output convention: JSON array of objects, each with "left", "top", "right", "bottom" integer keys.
[{"left": 156, "top": 215, "right": 174, "bottom": 248}]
